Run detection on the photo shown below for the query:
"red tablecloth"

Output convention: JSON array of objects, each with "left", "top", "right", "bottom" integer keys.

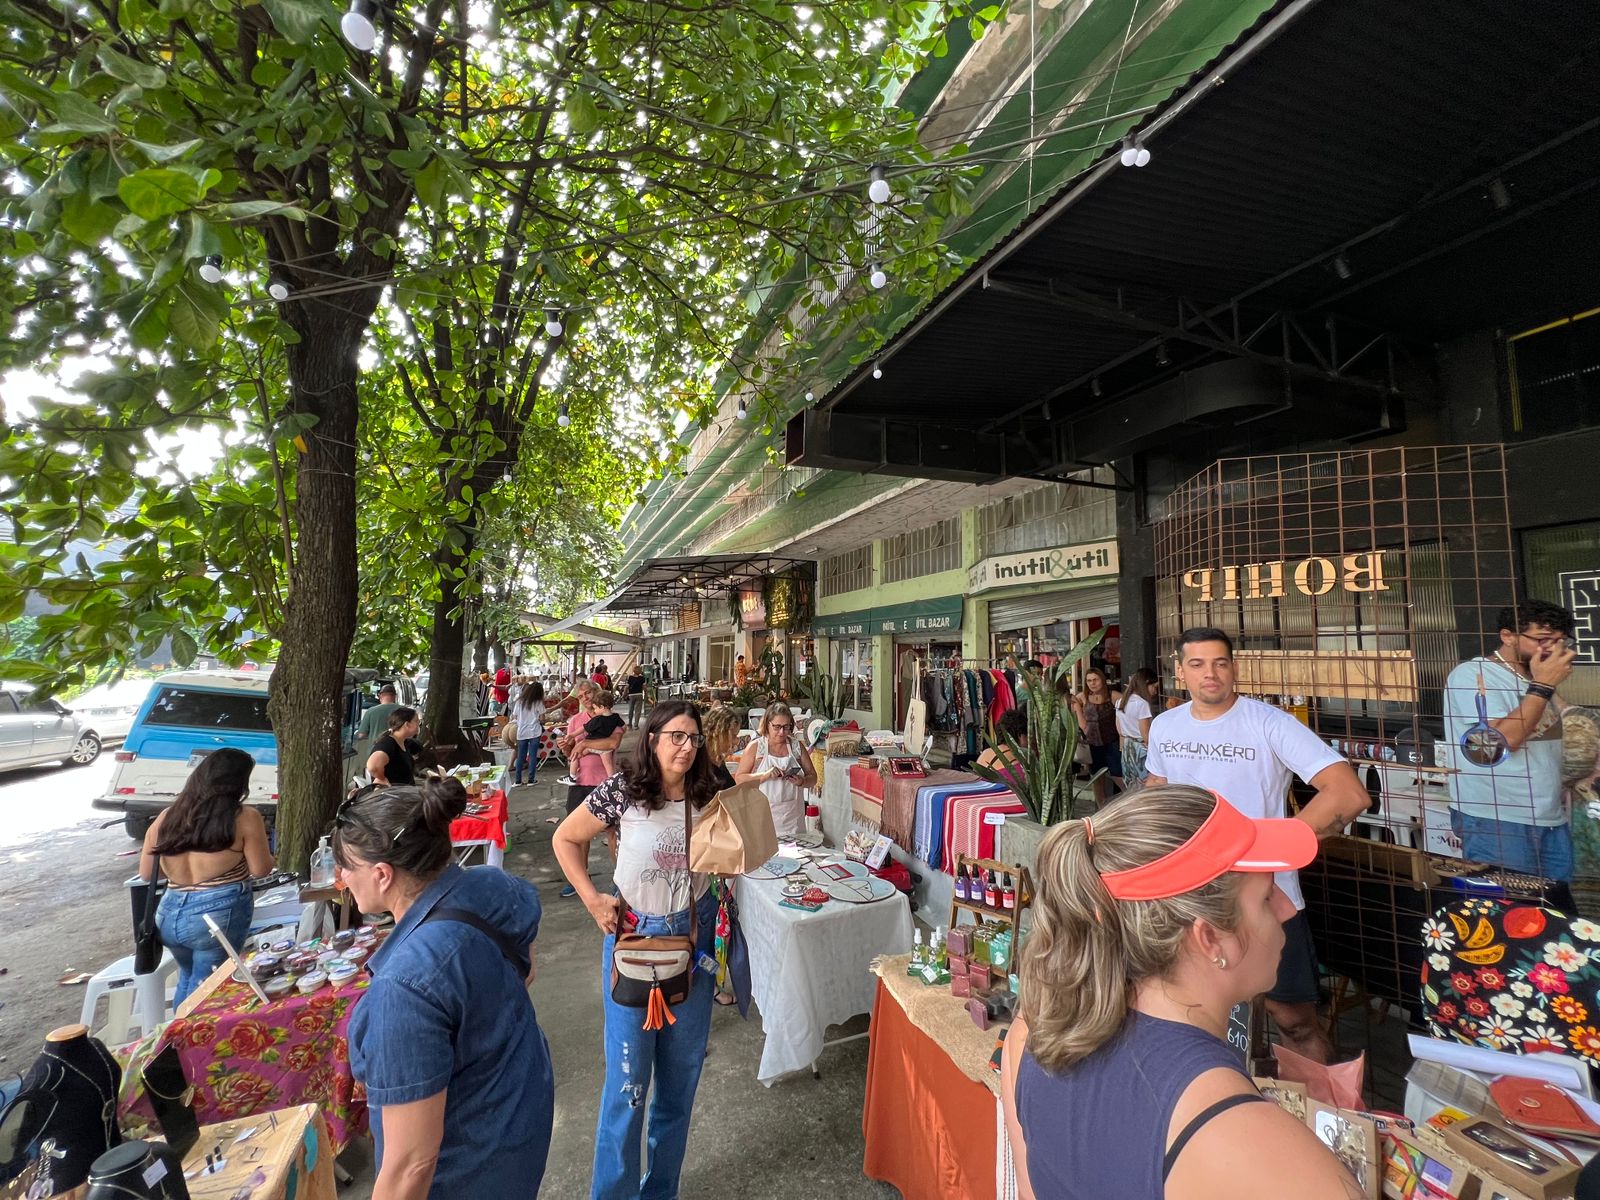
[
  {"left": 449, "top": 787, "right": 508, "bottom": 848},
  {"left": 120, "top": 950, "right": 381, "bottom": 1151},
  {"left": 863, "top": 977, "right": 997, "bottom": 1199}
]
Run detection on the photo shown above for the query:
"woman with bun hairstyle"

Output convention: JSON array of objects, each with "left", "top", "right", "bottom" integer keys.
[
  {"left": 1001, "top": 785, "right": 1359, "bottom": 1200},
  {"left": 337, "top": 777, "right": 553, "bottom": 1199}
]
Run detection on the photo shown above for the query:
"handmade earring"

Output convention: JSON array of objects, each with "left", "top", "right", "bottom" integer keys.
[{"left": 1212, "top": 956, "right": 1228, "bottom": 969}]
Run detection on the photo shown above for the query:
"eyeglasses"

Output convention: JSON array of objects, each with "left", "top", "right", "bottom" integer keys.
[
  {"left": 1521, "top": 632, "right": 1573, "bottom": 649},
  {"left": 658, "top": 731, "right": 706, "bottom": 748},
  {"left": 768, "top": 722, "right": 794, "bottom": 732}
]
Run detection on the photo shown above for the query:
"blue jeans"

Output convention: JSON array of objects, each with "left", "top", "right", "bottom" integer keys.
[
  {"left": 157, "top": 882, "right": 254, "bottom": 1004},
  {"left": 591, "top": 890, "right": 718, "bottom": 1200},
  {"left": 1451, "top": 809, "right": 1575, "bottom": 882},
  {"left": 514, "top": 736, "right": 542, "bottom": 784}
]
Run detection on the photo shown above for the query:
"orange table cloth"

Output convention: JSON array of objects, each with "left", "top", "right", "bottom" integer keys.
[{"left": 862, "top": 977, "right": 997, "bottom": 1200}]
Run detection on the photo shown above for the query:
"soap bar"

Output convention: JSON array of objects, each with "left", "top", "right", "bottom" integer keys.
[
  {"left": 951, "top": 973, "right": 971, "bottom": 998},
  {"left": 967, "top": 996, "right": 990, "bottom": 1030}
]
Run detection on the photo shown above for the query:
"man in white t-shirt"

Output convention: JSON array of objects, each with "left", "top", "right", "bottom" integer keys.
[{"left": 1144, "top": 627, "right": 1370, "bottom": 1063}]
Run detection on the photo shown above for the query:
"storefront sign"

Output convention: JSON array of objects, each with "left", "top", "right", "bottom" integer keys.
[
  {"left": 968, "top": 540, "right": 1119, "bottom": 595},
  {"left": 1181, "top": 553, "right": 1389, "bottom": 602},
  {"left": 814, "top": 596, "right": 964, "bottom": 638},
  {"left": 737, "top": 588, "right": 767, "bottom": 631}
]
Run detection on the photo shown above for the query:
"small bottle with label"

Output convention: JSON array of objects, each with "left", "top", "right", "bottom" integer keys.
[
  {"left": 984, "top": 871, "right": 1000, "bottom": 908},
  {"left": 1002, "top": 874, "right": 1016, "bottom": 911},
  {"left": 954, "top": 865, "right": 968, "bottom": 902},
  {"left": 908, "top": 929, "right": 925, "bottom": 976}
]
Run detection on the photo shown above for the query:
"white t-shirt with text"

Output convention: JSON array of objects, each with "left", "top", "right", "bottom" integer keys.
[{"left": 1144, "top": 696, "right": 1344, "bottom": 909}]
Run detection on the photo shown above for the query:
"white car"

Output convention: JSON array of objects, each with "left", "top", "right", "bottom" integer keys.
[{"left": 67, "top": 678, "right": 152, "bottom": 745}]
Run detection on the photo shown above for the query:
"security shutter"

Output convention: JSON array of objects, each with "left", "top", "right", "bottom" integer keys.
[{"left": 987, "top": 585, "right": 1120, "bottom": 632}]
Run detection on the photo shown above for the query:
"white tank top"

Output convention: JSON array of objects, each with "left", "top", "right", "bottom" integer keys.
[{"left": 753, "top": 736, "right": 807, "bottom": 840}]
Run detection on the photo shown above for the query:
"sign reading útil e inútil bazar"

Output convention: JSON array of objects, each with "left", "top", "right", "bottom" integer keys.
[{"left": 968, "top": 540, "right": 1119, "bottom": 595}]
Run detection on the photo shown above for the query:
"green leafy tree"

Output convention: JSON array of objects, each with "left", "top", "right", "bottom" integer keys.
[{"left": 0, "top": 0, "right": 995, "bottom": 865}]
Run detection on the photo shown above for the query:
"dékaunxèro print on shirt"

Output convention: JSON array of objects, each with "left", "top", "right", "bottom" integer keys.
[{"left": 1144, "top": 696, "right": 1342, "bottom": 911}]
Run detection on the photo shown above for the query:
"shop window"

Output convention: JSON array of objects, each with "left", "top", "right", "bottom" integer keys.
[
  {"left": 882, "top": 517, "right": 960, "bottom": 583},
  {"left": 831, "top": 638, "right": 874, "bottom": 712},
  {"left": 1523, "top": 521, "right": 1600, "bottom": 706},
  {"left": 821, "top": 545, "right": 872, "bottom": 597},
  {"left": 1506, "top": 308, "right": 1600, "bottom": 441},
  {"left": 976, "top": 481, "right": 1114, "bottom": 557}
]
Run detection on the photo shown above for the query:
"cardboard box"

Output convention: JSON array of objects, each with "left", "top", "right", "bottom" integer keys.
[
  {"left": 1439, "top": 1117, "right": 1579, "bottom": 1200},
  {"left": 1253, "top": 1076, "right": 1309, "bottom": 1122},
  {"left": 1308, "top": 1102, "right": 1382, "bottom": 1199},
  {"left": 1381, "top": 1130, "right": 1479, "bottom": 1200}
]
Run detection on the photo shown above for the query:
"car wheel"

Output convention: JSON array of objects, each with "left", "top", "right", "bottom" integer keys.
[
  {"left": 69, "top": 731, "right": 102, "bottom": 765},
  {"left": 124, "top": 813, "right": 151, "bottom": 840}
]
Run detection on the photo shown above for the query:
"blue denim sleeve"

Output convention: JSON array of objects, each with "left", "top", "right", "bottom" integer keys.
[{"left": 357, "top": 976, "right": 455, "bottom": 1106}]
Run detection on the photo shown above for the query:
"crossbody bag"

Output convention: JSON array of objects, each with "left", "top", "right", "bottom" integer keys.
[{"left": 609, "top": 794, "right": 697, "bottom": 1030}]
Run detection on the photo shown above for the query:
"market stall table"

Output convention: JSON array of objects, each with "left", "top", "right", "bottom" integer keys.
[
  {"left": 119, "top": 946, "right": 381, "bottom": 1152},
  {"left": 862, "top": 954, "right": 1018, "bottom": 1200},
  {"left": 738, "top": 859, "right": 914, "bottom": 1085},
  {"left": 450, "top": 786, "right": 508, "bottom": 868}
]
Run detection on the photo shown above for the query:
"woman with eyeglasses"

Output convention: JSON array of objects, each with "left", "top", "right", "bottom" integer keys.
[
  {"left": 336, "top": 777, "right": 554, "bottom": 1200},
  {"left": 551, "top": 701, "right": 721, "bottom": 1200},
  {"left": 733, "top": 701, "right": 816, "bottom": 840}
]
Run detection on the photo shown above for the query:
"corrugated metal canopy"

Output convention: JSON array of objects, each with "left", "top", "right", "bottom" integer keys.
[
  {"left": 606, "top": 554, "right": 815, "bottom": 617},
  {"left": 819, "top": 0, "right": 1600, "bottom": 439}
]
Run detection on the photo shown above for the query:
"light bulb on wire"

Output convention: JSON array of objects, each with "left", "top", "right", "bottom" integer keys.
[
  {"left": 267, "top": 276, "right": 290, "bottom": 302},
  {"left": 735, "top": 399, "right": 748, "bottom": 421},
  {"left": 804, "top": 390, "right": 814, "bottom": 403},
  {"left": 872, "top": 361, "right": 883, "bottom": 380},
  {"left": 867, "top": 165, "right": 891, "bottom": 205},
  {"left": 545, "top": 308, "right": 564, "bottom": 338},
  {"left": 1119, "top": 138, "right": 1151, "bottom": 168},
  {"left": 198, "top": 255, "right": 224, "bottom": 284},
  {"left": 868, "top": 264, "right": 887, "bottom": 290},
  {"left": 557, "top": 403, "right": 571, "bottom": 428},
  {"left": 341, "top": 0, "right": 377, "bottom": 51}
]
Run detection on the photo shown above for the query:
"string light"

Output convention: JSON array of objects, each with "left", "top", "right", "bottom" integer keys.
[
  {"left": 1155, "top": 341, "right": 1169, "bottom": 367},
  {"left": 868, "top": 264, "right": 887, "bottom": 290},
  {"left": 557, "top": 403, "right": 570, "bottom": 427},
  {"left": 198, "top": 255, "right": 224, "bottom": 284},
  {"left": 341, "top": 0, "right": 377, "bottom": 51},
  {"left": 867, "top": 165, "right": 891, "bottom": 205},
  {"left": 1331, "top": 254, "right": 1351, "bottom": 280},
  {"left": 735, "top": 399, "right": 748, "bottom": 421},
  {"left": 545, "top": 308, "right": 564, "bottom": 338},
  {"left": 1118, "top": 138, "right": 1151, "bottom": 168},
  {"left": 804, "top": 390, "right": 814, "bottom": 402},
  {"left": 871, "top": 361, "right": 883, "bottom": 380},
  {"left": 267, "top": 277, "right": 290, "bottom": 301},
  {"left": 1091, "top": 378, "right": 1102, "bottom": 398}
]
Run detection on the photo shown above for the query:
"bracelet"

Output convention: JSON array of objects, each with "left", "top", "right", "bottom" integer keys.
[{"left": 1527, "top": 682, "right": 1556, "bottom": 700}]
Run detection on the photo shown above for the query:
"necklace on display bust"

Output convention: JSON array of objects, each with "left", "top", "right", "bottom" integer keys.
[{"left": 41, "top": 1041, "right": 119, "bottom": 1146}]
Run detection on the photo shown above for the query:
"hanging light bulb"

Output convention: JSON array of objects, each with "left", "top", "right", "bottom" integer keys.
[
  {"left": 804, "top": 390, "right": 814, "bottom": 403},
  {"left": 868, "top": 264, "right": 887, "bottom": 290},
  {"left": 557, "top": 403, "right": 571, "bottom": 428},
  {"left": 1119, "top": 138, "right": 1151, "bottom": 168},
  {"left": 1155, "top": 341, "right": 1170, "bottom": 367},
  {"left": 198, "top": 255, "right": 224, "bottom": 284},
  {"left": 867, "top": 165, "right": 891, "bottom": 205},
  {"left": 545, "top": 308, "right": 564, "bottom": 338},
  {"left": 1090, "top": 378, "right": 1102, "bottom": 398},
  {"left": 341, "top": 0, "right": 377, "bottom": 51},
  {"left": 872, "top": 361, "right": 883, "bottom": 380},
  {"left": 735, "top": 399, "right": 749, "bottom": 421},
  {"left": 267, "top": 276, "right": 290, "bottom": 302},
  {"left": 1331, "top": 253, "right": 1352, "bottom": 280}
]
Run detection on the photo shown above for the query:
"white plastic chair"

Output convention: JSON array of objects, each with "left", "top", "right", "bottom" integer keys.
[
  {"left": 746, "top": 707, "right": 766, "bottom": 731},
  {"left": 80, "top": 951, "right": 177, "bottom": 1044}
]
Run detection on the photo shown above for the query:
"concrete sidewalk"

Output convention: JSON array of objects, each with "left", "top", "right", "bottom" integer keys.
[{"left": 350, "top": 723, "right": 900, "bottom": 1198}]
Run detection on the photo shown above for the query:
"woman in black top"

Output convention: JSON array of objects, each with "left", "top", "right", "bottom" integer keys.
[{"left": 367, "top": 706, "right": 421, "bottom": 786}]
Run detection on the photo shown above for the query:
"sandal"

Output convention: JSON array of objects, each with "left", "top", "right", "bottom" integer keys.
[{"left": 714, "top": 992, "right": 737, "bottom": 1006}]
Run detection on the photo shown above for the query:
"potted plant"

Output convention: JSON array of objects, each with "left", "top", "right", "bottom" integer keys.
[
  {"left": 972, "top": 630, "right": 1107, "bottom": 874},
  {"left": 794, "top": 671, "right": 846, "bottom": 722}
]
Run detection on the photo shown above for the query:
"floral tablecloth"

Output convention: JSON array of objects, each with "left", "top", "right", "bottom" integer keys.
[{"left": 119, "top": 950, "right": 379, "bottom": 1151}]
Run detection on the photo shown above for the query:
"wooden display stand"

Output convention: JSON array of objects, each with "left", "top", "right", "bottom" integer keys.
[{"left": 949, "top": 854, "right": 1032, "bottom": 992}]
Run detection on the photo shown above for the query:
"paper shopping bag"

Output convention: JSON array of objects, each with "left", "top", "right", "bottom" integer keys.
[{"left": 689, "top": 783, "right": 778, "bottom": 875}]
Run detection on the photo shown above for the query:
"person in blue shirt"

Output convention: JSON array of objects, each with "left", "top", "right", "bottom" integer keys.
[{"left": 334, "top": 777, "right": 554, "bottom": 1200}]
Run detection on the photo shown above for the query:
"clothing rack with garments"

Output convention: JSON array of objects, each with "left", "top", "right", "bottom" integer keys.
[{"left": 911, "top": 658, "right": 1028, "bottom": 760}]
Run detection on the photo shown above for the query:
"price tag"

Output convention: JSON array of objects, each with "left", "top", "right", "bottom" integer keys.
[
  {"left": 983, "top": 812, "right": 1008, "bottom": 826},
  {"left": 143, "top": 1161, "right": 168, "bottom": 1187},
  {"left": 865, "top": 834, "right": 893, "bottom": 869}
]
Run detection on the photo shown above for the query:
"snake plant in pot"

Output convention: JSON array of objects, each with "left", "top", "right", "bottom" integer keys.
[{"left": 971, "top": 629, "right": 1107, "bottom": 827}]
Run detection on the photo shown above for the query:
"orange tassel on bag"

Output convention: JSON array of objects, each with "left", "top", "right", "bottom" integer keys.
[{"left": 643, "top": 982, "right": 676, "bottom": 1031}]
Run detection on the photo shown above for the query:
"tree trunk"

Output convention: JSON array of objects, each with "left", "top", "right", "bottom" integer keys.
[
  {"left": 269, "top": 319, "right": 362, "bottom": 874},
  {"left": 473, "top": 624, "right": 490, "bottom": 674},
  {"left": 423, "top": 545, "right": 468, "bottom": 766}
]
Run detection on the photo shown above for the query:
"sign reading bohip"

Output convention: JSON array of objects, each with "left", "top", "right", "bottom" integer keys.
[{"left": 1182, "top": 553, "right": 1389, "bottom": 601}]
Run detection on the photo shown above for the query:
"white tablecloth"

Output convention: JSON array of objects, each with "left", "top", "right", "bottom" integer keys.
[{"left": 738, "top": 869, "right": 914, "bottom": 1083}]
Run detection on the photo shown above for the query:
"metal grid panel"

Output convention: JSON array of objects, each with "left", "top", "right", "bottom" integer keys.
[
  {"left": 976, "top": 483, "right": 1115, "bottom": 557},
  {"left": 821, "top": 545, "right": 872, "bottom": 597},
  {"left": 882, "top": 517, "right": 961, "bottom": 584}
]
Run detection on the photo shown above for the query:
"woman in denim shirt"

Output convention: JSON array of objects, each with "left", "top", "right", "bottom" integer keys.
[
  {"left": 553, "top": 700, "right": 721, "bottom": 1200},
  {"left": 140, "top": 748, "right": 274, "bottom": 1003},
  {"left": 337, "top": 778, "right": 554, "bottom": 1199}
]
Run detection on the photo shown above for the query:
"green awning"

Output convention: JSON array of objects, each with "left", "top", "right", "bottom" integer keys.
[{"left": 814, "top": 595, "right": 963, "bottom": 638}]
